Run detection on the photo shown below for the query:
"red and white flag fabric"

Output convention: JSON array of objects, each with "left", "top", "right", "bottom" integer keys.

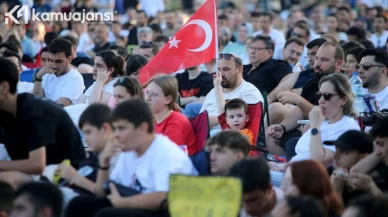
[{"left": 139, "top": 0, "right": 217, "bottom": 84}]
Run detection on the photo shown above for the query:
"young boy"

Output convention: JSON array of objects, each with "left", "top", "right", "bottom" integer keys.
[
  {"left": 55, "top": 104, "right": 113, "bottom": 197},
  {"left": 214, "top": 70, "right": 254, "bottom": 144}
]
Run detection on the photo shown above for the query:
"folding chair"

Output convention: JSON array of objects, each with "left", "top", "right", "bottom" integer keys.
[{"left": 188, "top": 111, "right": 211, "bottom": 175}]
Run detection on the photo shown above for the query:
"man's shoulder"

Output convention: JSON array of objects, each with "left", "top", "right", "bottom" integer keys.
[{"left": 17, "top": 93, "right": 65, "bottom": 119}]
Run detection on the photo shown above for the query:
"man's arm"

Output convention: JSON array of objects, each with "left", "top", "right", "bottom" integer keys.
[
  {"left": 280, "top": 106, "right": 305, "bottom": 132},
  {"left": 32, "top": 80, "right": 45, "bottom": 97},
  {"left": 180, "top": 96, "right": 198, "bottom": 106},
  {"left": 350, "top": 151, "right": 382, "bottom": 174},
  {"left": 295, "top": 97, "right": 315, "bottom": 118},
  {"left": 209, "top": 116, "right": 220, "bottom": 128},
  {"left": 268, "top": 73, "right": 296, "bottom": 104},
  {"left": 114, "top": 192, "right": 167, "bottom": 210},
  {"left": 57, "top": 97, "right": 72, "bottom": 107},
  {"left": 0, "top": 147, "right": 46, "bottom": 174}
]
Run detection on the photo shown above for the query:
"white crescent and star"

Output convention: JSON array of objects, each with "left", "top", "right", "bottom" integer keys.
[{"left": 167, "top": 19, "right": 213, "bottom": 52}]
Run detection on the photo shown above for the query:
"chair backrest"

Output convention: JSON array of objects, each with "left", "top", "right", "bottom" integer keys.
[
  {"left": 82, "top": 73, "right": 95, "bottom": 92},
  {"left": 188, "top": 110, "right": 210, "bottom": 152},
  {"left": 257, "top": 92, "right": 269, "bottom": 148},
  {"left": 20, "top": 69, "right": 35, "bottom": 82}
]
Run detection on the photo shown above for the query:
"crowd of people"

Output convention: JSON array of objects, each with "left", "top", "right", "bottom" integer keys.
[{"left": 1, "top": 0, "right": 388, "bottom": 217}]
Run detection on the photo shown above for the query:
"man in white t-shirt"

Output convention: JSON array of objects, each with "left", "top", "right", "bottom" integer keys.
[
  {"left": 200, "top": 54, "right": 263, "bottom": 132},
  {"left": 65, "top": 99, "right": 197, "bottom": 217},
  {"left": 1, "top": 50, "right": 34, "bottom": 94},
  {"left": 253, "top": 12, "right": 286, "bottom": 49},
  {"left": 33, "top": 38, "right": 84, "bottom": 107},
  {"left": 358, "top": 49, "right": 388, "bottom": 110},
  {"left": 369, "top": 15, "right": 388, "bottom": 50}
]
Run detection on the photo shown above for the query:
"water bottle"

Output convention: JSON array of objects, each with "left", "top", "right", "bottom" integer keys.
[{"left": 350, "top": 72, "right": 365, "bottom": 113}]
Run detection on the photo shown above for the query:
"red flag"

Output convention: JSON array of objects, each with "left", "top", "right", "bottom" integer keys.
[{"left": 139, "top": 0, "right": 217, "bottom": 84}]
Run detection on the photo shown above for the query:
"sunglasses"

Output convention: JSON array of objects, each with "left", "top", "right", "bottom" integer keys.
[
  {"left": 315, "top": 92, "right": 339, "bottom": 101},
  {"left": 291, "top": 32, "right": 305, "bottom": 38},
  {"left": 356, "top": 63, "right": 385, "bottom": 71},
  {"left": 218, "top": 53, "right": 242, "bottom": 66}
]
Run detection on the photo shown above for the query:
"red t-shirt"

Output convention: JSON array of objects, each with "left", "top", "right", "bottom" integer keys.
[{"left": 155, "top": 111, "right": 197, "bottom": 155}]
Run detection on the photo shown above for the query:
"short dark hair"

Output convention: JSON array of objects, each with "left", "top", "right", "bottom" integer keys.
[
  {"left": 48, "top": 38, "right": 73, "bottom": 57},
  {"left": 359, "top": 48, "right": 388, "bottom": 68},
  {"left": 218, "top": 14, "right": 228, "bottom": 20},
  {"left": 348, "top": 195, "right": 388, "bottom": 217},
  {"left": 337, "top": 6, "right": 350, "bottom": 13},
  {"left": 14, "top": 183, "right": 63, "bottom": 217},
  {"left": 341, "top": 40, "right": 363, "bottom": 54},
  {"left": 286, "top": 196, "right": 326, "bottom": 217},
  {"left": 136, "top": 9, "right": 147, "bottom": 17},
  {"left": 62, "top": 35, "right": 77, "bottom": 46},
  {"left": 322, "top": 41, "right": 344, "bottom": 61},
  {"left": 79, "top": 104, "right": 112, "bottom": 129},
  {"left": 0, "top": 182, "right": 14, "bottom": 215},
  {"left": 126, "top": 54, "right": 148, "bottom": 76},
  {"left": 149, "top": 23, "right": 162, "bottom": 34},
  {"left": 228, "top": 158, "right": 271, "bottom": 193},
  {"left": 154, "top": 35, "right": 169, "bottom": 44},
  {"left": 205, "top": 131, "right": 250, "bottom": 156},
  {"left": 2, "top": 50, "right": 21, "bottom": 66},
  {"left": 359, "top": 40, "right": 375, "bottom": 49},
  {"left": 370, "top": 117, "right": 388, "bottom": 139},
  {"left": 251, "top": 35, "right": 275, "bottom": 51},
  {"left": 96, "top": 50, "right": 125, "bottom": 77},
  {"left": 374, "top": 14, "right": 387, "bottom": 23},
  {"left": 40, "top": 46, "right": 49, "bottom": 55},
  {"left": 107, "top": 44, "right": 129, "bottom": 59},
  {"left": 44, "top": 32, "right": 59, "bottom": 46},
  {"left": 284, "top": 37, "right": 305, "bottom": 49},
  {"left": 345, "top": 47, "right": 364, "bottom": 63},
  {"left": 224, "top": 98, "right": 248, "bottom": 114},
  {"left": 306, "top": 38, "right": 327, "bottom": 49},
  {"left": 251, "top": 12, "right": 260, "bottom": 18},
  {"left": 258, "top": 12, "right": 272, "bottom": 20},
  {"left": 294, "top": 22, "right": 310, "bottom": 37},
  {"left": 346, "top": 27, "right": 366, "bottom": 40},
  {"left": 0, "top": 42, "right": 19, "bottom": 53},
  {"left": 0, "top": 57, "right": 19, "bottom": 94},
  {"left": 112, "top": 98, "right": 154, "bottom": 133},
  {"left": 139, "top": 42, "right": 159, "bottom": 56}
]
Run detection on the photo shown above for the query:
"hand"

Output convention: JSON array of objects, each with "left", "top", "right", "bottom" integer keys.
[
  {"left": 213, "top": 70, "right": 222, "bottom": 87},
  {"left": 100, "top": 137, "right": 122, "bottom": 167},
  {"left": 347, "top": 173, "right": 379, "bottom": 194},
  {"left": 277, "top": 91, "right": 300, "bottom": 105},
  {"left": 55, "top": 163, "right": 80, "bottom": 183},
  {"left": 268, "top": 162, "right": 287, "bottom": 172},
  {"left": 267, "top": 124, "right": 285, "bottom": 140},
  {"left": 331, "top": 168, "right": 348, "bottom": 192},
  {"left": 37, "top": 66, "right": 54, "bottom": 78},
  {"left": 96, "top": 69, "right": 111, "bottom": 84},
  {"left": 108, "top": 183, "right": 122, "bottom": 207},
  {"left": 299, "top": 64, "right": 305, "bottom": 71},
  {"left": 309, "top": 106, "right": 324, "bottom": 127}
]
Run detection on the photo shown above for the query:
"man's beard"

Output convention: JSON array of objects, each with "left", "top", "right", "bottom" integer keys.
[
  {"left": 314, "top": 65, "right": 336, "bottom": 78},
  {"left": 221, "top": 78, "right": 235, "bottom": 88}
]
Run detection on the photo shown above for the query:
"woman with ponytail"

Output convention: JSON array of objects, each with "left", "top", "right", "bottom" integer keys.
[
  {"left": 78, "top": 50, "right": 124, "bottom": 105},
  {"left": 145, "top": 75, "right": 197, "bottom": 156}
]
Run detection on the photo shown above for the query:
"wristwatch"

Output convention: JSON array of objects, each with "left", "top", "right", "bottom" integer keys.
[
  {"left": 33, "top": 75, "right": 43, "bottom": 82},
  {"left": 311, "top": 128, "right": 319, "bottom": 135}
]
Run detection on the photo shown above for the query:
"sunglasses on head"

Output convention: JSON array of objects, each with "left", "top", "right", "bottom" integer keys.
[
  {"left": 218, "top": 53, "right": 242, "bottom": 65},
  {"left": 315, "top": 92, "right": 339, "bottom": 101},
  {"left": 356, "top": 63, "right": 386, "bottom": 71}
]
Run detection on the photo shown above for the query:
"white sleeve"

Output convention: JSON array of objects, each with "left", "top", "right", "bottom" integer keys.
[
  {"left": 83, "top": 82, "right": 95, "bottom": 97},
  {"left": 242, "top": 84, "right": 263, "bottom": 104},
  {"left": 60, "top": 77, "right": 85, "bottom": 104}
]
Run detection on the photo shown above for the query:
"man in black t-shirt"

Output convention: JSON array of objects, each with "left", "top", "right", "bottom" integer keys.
[
  {"left": 0, "top": 58, "right": 85, "bottom": 175},
  {"left": 266, "top": 42, "right": 344, "bottom": 156},
  {"left": 175, "top": 65, "right": 213, "bottom": 118}
]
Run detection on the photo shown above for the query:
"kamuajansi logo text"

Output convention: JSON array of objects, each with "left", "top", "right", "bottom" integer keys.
[{"left": 5, "top": 5, "right": 114, "bottom": 24}]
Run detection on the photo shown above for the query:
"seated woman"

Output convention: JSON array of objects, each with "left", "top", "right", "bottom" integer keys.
[
  {"left": 107, "top": 54, "right": 148, "bottom": 108},
  {"left": 281, "top": 160, "right": 344, "bottom": 217},
  {"left": 146, "top": 75, "right": 197, "bottom": 156},
  {"left": 269, "top": 73, "right": 361, "bottom": 185},
  {"left": 78, "top": 50, "right": 124, "bottom": 105},
  {"left": 112, "top": 76, "right": 144, "bottom": 107}
]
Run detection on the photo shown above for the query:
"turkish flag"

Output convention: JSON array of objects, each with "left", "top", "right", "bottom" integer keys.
[{"left": 139, "top": 0, "right": 217, "bottom": 84}]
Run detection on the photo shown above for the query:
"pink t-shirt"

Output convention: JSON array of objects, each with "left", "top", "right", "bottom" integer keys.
[{"left": 107, "top": 96, "right": 116, "bottom": 109}]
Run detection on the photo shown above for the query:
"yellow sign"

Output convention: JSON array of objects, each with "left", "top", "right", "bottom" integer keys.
[{"left": 169, "top": 175, "right": 242, "bottom": 217}]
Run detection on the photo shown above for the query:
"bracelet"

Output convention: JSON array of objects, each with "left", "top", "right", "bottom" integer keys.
[
  {"left": 280, "top": 124, "right": 287, "bottom": 133},
  {"left": 98, "top": 165, "right": 110, "bottom": 171}
]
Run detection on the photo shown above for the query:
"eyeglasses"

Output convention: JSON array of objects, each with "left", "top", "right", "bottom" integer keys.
[
  {"left": 315, "top": 92, "right": 339, "bottom": 101},
  {"left": 291, "top": 32, "right": 305, "bottom": 38},
  {"left": 218, "top": 53, "right": 242, "bottom": 66},
  {"left": 356, "top": 63, "right": 386, "bottom": 71}
]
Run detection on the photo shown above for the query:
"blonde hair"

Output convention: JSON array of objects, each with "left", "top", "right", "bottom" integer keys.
[
  {"left": 147, "top": 75, "right": 180, "bottom": 111},
  {"left": 319, "top": 73, "right": 357, "bottom": 117}
]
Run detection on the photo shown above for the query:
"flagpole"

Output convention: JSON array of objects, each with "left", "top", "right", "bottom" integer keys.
[{"left": 213, "top": 0, "right": 218, "bottom": 74}]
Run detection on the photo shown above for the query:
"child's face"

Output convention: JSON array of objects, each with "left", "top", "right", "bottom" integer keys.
[
  {"left": 226, "top": 108, "right": 249, "bottom": 130},
  {"left": 81, "top": 123, "right": 109, "bottom": 152}
]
